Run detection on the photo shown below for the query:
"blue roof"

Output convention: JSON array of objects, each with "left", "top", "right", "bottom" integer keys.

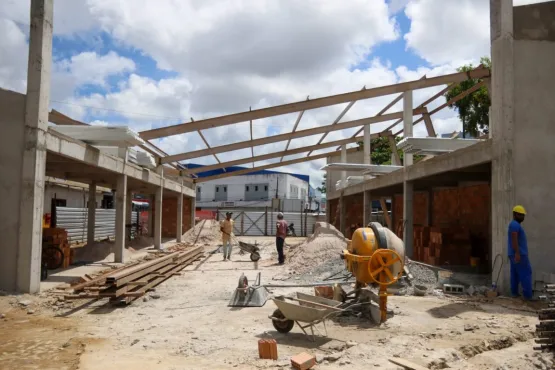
[{"left": 183, "top": 163, "right": 309, "bottom": 183}]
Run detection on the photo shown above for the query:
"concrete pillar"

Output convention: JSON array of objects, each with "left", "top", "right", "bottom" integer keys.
[
  {"left": 114, "top": 175, "right": 127, "bottom": 263},
  {"left": 154, "top": 167, "right": 164, "bottom": 249},
  {"left": 363, "top": 190, "right": 372, "bottom": 226},
  {"left": 16, "top": 0, "right": 53, "bottom": 293},
  {"left": 403, "top": 90, "right": 414, "bottom": 166},
  {"left": 147, "top": 194, "right": 155, "bottom": 237},
  {"left": 364, "top": 125, "right": 371, "bottom": 180},
  {"left": 126, "top": 191, "right": 133, "bottom": 240},
  {"left": 403, "top": 181, "right": 414, "bottom": 259},
  {"left": 341, "top": 144, "right": 347, "bottom": 188},
  {"left": 339, "top": 193, "right": 345, "bottom": 235},
  {"left": 190, "top": 184, "right": 196, "bottom": 230},
  {"left": 490, "top": 0, "right": 514, "bottom": 293},
  {"left": 87, "top": 182, "right": 97, "bottom": 246},
  {"left": 176, "top": 181, "right": 183, "bottom": 242}
]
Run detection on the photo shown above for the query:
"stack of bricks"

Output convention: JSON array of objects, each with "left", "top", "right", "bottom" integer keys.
[
  {"left": 258, "top": 339, "right": 278, "bottom": 360},
  {"left": 413, "top": 226, "right": 430, "bottom": 262},
  {"left": 429, "top": 227, "right": 472, "bottom": 266},
  {"left": 42, "top": 228, "right": 72, "bottom": 268}
]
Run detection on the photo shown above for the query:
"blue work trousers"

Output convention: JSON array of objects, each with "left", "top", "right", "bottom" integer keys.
[{"left": 509, "top": 254, "right": 533, "bottom": 299}]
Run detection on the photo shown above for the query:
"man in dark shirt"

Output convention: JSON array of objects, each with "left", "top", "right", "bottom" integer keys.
[
  {"left": 508, "top": 205, "right": 533, "bottom": 300},
  {"left": 275, "top": 212, "right": 288, "bottom": 265}
]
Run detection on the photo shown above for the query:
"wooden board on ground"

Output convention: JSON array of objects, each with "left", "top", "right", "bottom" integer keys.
[{"left": 388, "top": 358, "right": 429, "bottom": 370}]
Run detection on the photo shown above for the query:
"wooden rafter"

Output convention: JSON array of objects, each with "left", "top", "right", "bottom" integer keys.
[
  {"left": 139, "top": 67, "right": 490, "bottom": 140},
  {"left": 161, "top": 108, "right": 426, "bottom": 163},
  {"left": 280, "top": 96, "right": 308, "bottom": 162}
]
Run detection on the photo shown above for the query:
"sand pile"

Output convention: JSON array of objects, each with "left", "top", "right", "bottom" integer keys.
[
  {"left": 287, "top": 222, "right": 348, "bottom": 274},
  {"left": 182, "top": 219, "right": 222, "bottom": 245}
]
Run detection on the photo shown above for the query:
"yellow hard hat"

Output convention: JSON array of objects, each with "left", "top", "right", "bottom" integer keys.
[{"left": 513, "top": 205, "right": 527, "bottom": 215}]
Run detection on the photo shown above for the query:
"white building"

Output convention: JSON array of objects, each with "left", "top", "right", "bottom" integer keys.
[{"left": 188, "top": 164, "right": 311, "bottom": 211}]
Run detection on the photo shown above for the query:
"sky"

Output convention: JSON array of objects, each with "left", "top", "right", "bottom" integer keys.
[{"left": 0, "top": 0, "right": 548, "bottom": 190}]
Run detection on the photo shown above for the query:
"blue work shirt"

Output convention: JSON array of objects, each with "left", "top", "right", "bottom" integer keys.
[{"left": 508, "top": 220, "right": 528, "bottom": 256}]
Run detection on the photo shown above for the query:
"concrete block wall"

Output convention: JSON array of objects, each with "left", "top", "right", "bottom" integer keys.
[{"left": 160, "top": 196, "right": 193, "bottom": 238}]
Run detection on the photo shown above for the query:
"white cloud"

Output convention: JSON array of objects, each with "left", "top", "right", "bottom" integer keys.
[{"left": 0, "top": 18, "right": 29, "bottom": 93}]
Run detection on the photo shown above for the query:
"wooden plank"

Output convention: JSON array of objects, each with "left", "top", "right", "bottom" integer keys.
[
  {"left": 162, "top": 109, "right": 424, "bottom": 163},
  {"left": 388, "top": 136, "right": 402, "bottom": 165},
  {"left": 196, "top": 148, "right": 361, "bottom": 183},
  {"left": 70, "top": 262, "right": 140, "bottom": 292},
  {"left": 140, "top": 67, "right": 490, "bottom": 140},
  {"left": 388, "top": 358, "right": 429, "bottom": 370},
  {"left": 186, "top": 131, "right": 388, "bottom": 174},
  {"left": 380, "top": 198, "right": 392, "bottom": 229}
]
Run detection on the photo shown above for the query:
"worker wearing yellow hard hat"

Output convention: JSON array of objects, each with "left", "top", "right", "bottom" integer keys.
[{"left": 508, "top": 205, "right": 533, "bottom": 300}]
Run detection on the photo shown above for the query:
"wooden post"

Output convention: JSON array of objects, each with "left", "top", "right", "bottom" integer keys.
[{"left": 379, "top": 198, "right": 392, "bottom": 229}]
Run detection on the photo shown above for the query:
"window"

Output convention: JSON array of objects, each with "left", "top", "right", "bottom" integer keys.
[
  {"left": 246, "top": 186, "right": 250, "bottom": 191},
  {"left": 224, "top": 186, "right": 227, "bottom": 192},
  {"left": 216, "top": 187, "right": 219, "bottom": 193},
  {"left": 265, "top": 185, "right": 268, "bottom": 191},
  {"left": 255, "top": 186, "right": 259, "bottom": 191},
  {"left": 197, "top": 187, "right": 201, "bottom": 193}
]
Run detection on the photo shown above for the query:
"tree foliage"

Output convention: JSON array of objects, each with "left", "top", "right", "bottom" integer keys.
[{"left": 444, "top": 56, "right": 491, "bottom": 137}]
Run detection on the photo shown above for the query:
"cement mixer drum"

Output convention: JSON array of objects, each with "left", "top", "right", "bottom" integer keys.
[{"left": 343, "top": 222, "right": 405, "bottom": 286}]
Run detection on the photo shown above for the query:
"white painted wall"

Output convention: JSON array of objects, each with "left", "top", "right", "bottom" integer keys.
[
  {"left": 43, "top": 182, "right": 104, "bottom": 213},
  {"left": 196, "top": 173, "right": 309, "bottom": 207}
]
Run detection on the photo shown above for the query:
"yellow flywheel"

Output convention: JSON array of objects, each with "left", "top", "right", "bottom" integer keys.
[{"left": 368, "top": 249, "right": 403, "bottom": 286}]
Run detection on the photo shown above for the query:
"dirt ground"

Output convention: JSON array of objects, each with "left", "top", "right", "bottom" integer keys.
[{"left": 0, "top": 236, "right": 553, "bottom": 370}]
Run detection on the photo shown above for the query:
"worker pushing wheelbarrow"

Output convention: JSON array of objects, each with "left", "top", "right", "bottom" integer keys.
[{"left": 220, "top": 212, "right": 261, "bottom": 262}]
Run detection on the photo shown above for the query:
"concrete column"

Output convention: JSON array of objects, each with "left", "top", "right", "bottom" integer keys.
[
  {"left": 403, "top": 181, "right": 414, "bottom": 259},
  {"left": 154, "top": 167, "right": 164, "bottom": 249},
  {"left": 15, "top": 0, "right": 53, "bottom": 293},
  {"left": 147, "top": 194, "right": 155, "bottom": 237},
  {"left": 126, "top": 191, "right": 133, "bottom": 240},
  {"left": 87, "top": 182, "right": 97, "bottom": 246},
  {"left": 114, "top": 175, "right": 127, "bottom": 263},
  {"left": 341, "top": 144, "right": 347, "bottom": 188},
  {"left": 363, "top": 190, "right": 372, "bottom": 226},
  {"left": 176, "top": 180, "right": 183, "bottom": 242},
  {"left": 490, "top": 0, "right": 514, "bottom": 293},
  {"left": 190, "top": 184, "right": 196, "bottom": 230},
  {"left": 364, "top": 125, "right": 371, "bottom": 180},
  {"left": 339, "top": 193, "right": 345, "bottom": 235},
  {"left": 403, "top": 90, "right": 414, "bottom": 166}
]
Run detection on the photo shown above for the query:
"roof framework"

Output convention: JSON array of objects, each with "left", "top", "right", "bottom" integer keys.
[{"left": 50, "top": 67, "right": 490, "bottom": 184}]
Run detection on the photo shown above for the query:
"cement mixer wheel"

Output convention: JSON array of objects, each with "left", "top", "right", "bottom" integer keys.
[
  {"left": 271, "top": 309, "right": 294, "bottom": 333},
  {"left": 368, "top": 249, "right": 403, "bottom": 286}
]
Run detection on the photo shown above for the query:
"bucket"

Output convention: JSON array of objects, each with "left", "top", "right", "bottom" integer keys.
[
  {"left": 470, "top": 257, "right": 480, "bottom": 267},
  {"left": 414, "top": 284, "right": 428, "bottom": 296}
]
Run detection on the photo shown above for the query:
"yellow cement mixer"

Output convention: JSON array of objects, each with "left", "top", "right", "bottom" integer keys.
[{"left": 342, "top": 222, "right": 405, "bottom": 323}]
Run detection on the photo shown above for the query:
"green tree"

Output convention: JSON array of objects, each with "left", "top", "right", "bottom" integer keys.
[
  {"left": 357, "top": 136, "right": 422, "bottom": 164},
  {"left": 445, "top": 56, "right": 491, "bottom": 137}
]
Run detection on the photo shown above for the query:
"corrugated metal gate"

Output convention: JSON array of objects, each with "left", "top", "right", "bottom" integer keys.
[
  {"left": 53, "top": 207, "right": 138, "bottom": 244},
  {"left": 217, "top": 210, "right": 318, "bottom": 236}
]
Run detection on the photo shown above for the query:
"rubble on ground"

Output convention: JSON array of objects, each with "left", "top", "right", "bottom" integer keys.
[{"left": 182, "top": 219, "right": 222, "bottom": 245}]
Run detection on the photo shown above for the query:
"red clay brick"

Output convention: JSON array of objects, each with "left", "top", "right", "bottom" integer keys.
[{"left": 291, "top": 352, "right": 316, "bottom": 370}]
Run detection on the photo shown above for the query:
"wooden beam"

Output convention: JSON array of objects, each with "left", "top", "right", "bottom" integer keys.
[
  {"left": 380, "top": 198, "right": 392, "bottom": 229},
  {"left": 139, "top": 67, "right": 490, "bottom": 140},
  {"left": 196, "top": 128, "right": 225, "bottom": 171},
  {"left": 393, "top": 80, "right": 486, "bottom": 137},
  {"left": 388, "top": 135, "right": 402, "bottom": 165},
  {"left": 422, "top": 108, "right": 437, "bottom": 137},
  {"left": 161, "top": 108, "right": 426, "bottom": 163},
  {"left": 337, "top": 76, "right": 427, "bottom": 151},
  {"left": 308, "top": 86, "right": 366, "bottom": 156},
  {"left": 281, "top": 96, "right": 308, "bottom": 162},
  {"left": 187, "top": 131, "right": 390, "bottom": 174},
  {"left": 195, "top": 147, "right": 361, "bottom": 183}
]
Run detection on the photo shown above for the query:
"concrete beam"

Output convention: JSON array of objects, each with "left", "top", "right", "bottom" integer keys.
[
  {"left": 403, "top": 90, "right": 414, "bottom": 166},
  {"left": 17, "top": 0, "right": 53, "bottom": 293},
  {"left": 363, "top": 190, "right": 372, "bottom": 226},
  {"left": 140, "top": 68, "right": 490, "bottom": 140},
  {"left": 176, "top": 179, "right": 183, "bottom": 242},
  {"left": 162, "top": 109, "right": 426, "bottom": 163},
  {"left": 45, "top": 131, "right": 194, "bottom": 197},
  {"left": 115, "top": 175, "right": 127, "bottom": 263}
]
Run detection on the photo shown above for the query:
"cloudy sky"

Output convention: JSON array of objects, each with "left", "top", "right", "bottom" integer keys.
[{"left": 0, "top": 0, "right": 546, "bottom": 190}]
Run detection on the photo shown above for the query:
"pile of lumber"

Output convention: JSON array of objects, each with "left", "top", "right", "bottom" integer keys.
[
  {"left": 43, "top": 227, "right": 72, "bottom": 268},
  {"left": 536, "top": 284, "right": 555, "bottom": 351},
  {"left": 64, "top": 246, "right": 203, "bottom": 305}
]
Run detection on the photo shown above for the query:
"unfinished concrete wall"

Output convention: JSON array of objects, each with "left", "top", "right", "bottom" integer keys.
[
  {"left": 511, "top": 2, "right": 555, "bottom": 283},
  {"left": 161, "top": 196, "right": 193, "bottom": 238},
  {"left": 0, "top": 89, "right": 26, "bottom": 291}
]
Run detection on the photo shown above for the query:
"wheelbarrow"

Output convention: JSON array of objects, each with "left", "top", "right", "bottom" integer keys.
[
  {"left": 268, "top": 292, "right": 344, "bottom": 341},
  {"left": 238, "top": 241, "right": 261, "bottom": 262}
]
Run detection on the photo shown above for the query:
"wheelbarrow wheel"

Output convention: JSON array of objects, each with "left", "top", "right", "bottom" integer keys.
[
  {"left": 271, "top": 309, "right": 294, "bottom": 333},
  {"left": 250, "top": 253, "right": 261, "bottom": 262}
]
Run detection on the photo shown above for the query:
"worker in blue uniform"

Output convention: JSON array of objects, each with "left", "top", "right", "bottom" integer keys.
[{"left": 508, "top": 205, "right": 533, "bottom": 300}]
